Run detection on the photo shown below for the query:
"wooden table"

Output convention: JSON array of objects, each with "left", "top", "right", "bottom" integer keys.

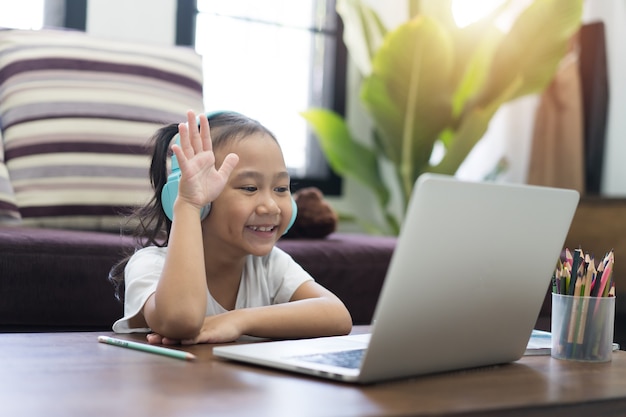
[{"left": 3, "top": 328, "right": 626, "bottom": 417}]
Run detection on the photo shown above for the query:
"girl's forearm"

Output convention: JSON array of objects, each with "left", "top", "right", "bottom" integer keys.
[
  {"left": 148, "top": 200, "right": 208, "bottom": 337},
  {"left": 232, "top": 297, "right": 353, "bottom": 339}
]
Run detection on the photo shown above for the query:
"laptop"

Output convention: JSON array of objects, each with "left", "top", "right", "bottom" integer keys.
[{"left": 213, "top": 174, "right": 580, "bottom": 384}]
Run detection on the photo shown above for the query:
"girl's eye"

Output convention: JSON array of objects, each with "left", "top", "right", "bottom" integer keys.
[
  {"left": 275, "top": 186, "right": 290, "bottom": 193},
  {"left": 240, "top": 186, "right": 257, "bottom": 192}
]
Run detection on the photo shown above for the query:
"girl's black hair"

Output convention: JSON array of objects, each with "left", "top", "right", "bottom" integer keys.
[{"left": 108, "top": 111, "right": 277, "bottom": 302}]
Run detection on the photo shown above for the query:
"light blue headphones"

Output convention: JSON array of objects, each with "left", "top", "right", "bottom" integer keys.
[{"left": 160, "top": 111, "right": 297, "bottom": 234}]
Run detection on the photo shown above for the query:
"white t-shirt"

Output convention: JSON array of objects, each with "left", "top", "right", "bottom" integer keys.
[{"left": 112, "top": 246, "right": 314, "bottom": 333}]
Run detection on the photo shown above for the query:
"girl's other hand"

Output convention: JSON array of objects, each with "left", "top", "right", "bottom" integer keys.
[
  {"left": 146, "top": 332, "right": 182, "bottom": 345},
  {"left": 146, "top": 312, "right": 243, "bottom": 346},
  {"left": 180, "top": 312, "right": 243, "bottom": 345}
]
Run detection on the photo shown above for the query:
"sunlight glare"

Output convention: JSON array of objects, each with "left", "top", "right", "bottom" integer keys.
[{"left": 451, "top": 0, "right": 507, "bottom": 28}]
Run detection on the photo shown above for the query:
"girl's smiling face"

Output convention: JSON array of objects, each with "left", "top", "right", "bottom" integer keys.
[{"left": 204, "top": 132, "right": 293, "bottom": 258}]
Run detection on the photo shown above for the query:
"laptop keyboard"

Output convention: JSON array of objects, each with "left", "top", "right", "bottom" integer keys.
[{"left": 291, "top": 349, "right": 365, "bottom": 369}]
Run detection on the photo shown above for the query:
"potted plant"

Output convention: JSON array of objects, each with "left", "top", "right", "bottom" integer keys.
[{"left": 302, "top": 0, "right": 584, "bottom": 234}]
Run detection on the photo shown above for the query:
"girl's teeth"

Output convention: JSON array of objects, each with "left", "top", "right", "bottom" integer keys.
[{"left": 251, "top": 226, "right": 273, "bottom": 232}]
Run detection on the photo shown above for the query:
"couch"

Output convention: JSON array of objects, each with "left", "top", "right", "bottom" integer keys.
[
  {"left": 0, "top": 28, "right": 397, "bottom": 332},
  {"left": 0, "top": 28, "right": 553, "bottom": 334},
  {"left": 0, "top": 226, "right": 397, "bottom": 331},
  {"left": 0, "top": 225, "right": 556, "bottom": 333}
]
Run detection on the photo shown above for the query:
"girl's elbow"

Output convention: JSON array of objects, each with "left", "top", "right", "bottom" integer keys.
[
  {"left": 337, "top": 308, "right": 353, "bottom": 335},
  {"left": 151, "top": 311, "right": 204, "bottom": 340},
  {"left": 328, "top": 302, "right": 353, "bottom": 336}
]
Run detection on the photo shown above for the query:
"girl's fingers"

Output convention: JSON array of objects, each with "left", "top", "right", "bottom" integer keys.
[
  {"left": 171, "top": 143, "right": 185, "bottom": 168},
  {"left": 147, "top": 333, "right": 182, "bottom": 345},
  {"left": 186, "top": 110, "right": 203, "bottom": 155},
  {"left": 198, "top": 113, "right": 212, "bottom": 152},
  {"left": 161, "top": 337, "right": 181, "bottom": 345},
  {"left": 179, "top": 110, "right": 212, "bottom": 157},
  {"left": 218, "top": 153, "right": 239, "bottom": 180},
  {"left": 146, "top": 332, "right": 163, "bottom": 345},
  {"left": 176, "top": 121, "right": 192, "bottom": 161}
]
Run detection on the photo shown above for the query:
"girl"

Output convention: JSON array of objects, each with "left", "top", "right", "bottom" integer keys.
[{"left": 109, "top": 110, "right": 352, "bottom": 345}]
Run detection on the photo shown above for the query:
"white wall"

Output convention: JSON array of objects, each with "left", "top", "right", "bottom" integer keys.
[
  {"left": 583, "top": 1, "right": 626, "bottom": 196},
  {"left": 85, "top": 0, "right": 177, "bottom": 45}
]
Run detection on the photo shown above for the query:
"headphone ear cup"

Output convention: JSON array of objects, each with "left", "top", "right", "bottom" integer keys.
[
  {"left": 283, "top": 196, "right": 298, "bottom": 235},
  {"left": 161, "top": 172, "right": 180, "bottom": 221},
  {"left": 161, "top": 172, "right": 211, "bottom": 221},
  {"left": 199, "top": 203, "right": 211, "bottom": 220}
]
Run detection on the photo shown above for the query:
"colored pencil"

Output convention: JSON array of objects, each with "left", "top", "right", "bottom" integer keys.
[
  {"left": 553, "top": 247, "right": 616, "bottom": 360},
  {"left": 98, "top": 336, "right": 197, "bottom": 361}
]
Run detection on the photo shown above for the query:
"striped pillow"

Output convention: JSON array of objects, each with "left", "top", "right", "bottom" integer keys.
[
  {"left": 0, "top": 128, "right": 21, "bottom": 224},
  {"left": 0, "top": 29, "right": 205, "bottom": 231}
]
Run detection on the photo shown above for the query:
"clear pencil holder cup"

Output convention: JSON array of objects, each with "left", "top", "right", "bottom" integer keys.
[{"left": 551, "top": 293, "right": 615, "bottom": 362}]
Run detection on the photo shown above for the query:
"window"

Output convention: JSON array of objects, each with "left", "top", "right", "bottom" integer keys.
[
  {"left": 192, "top": 0, "right": 344, "bottom": 194},
  {"left": 3, "top": 0, "right": 344, "bottom": 195},
  {"left": 0, "top": 0, "right": 44, "bottom": 29}
]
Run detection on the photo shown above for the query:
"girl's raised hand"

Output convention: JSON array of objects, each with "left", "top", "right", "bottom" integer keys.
[{"left": 171, "top": 110, "right": 239, "bottom": 214}]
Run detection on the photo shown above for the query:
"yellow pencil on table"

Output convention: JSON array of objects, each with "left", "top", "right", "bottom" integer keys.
[
  {"left": 566, "top": 279, "right": 583, "bottom": 356},
  {"left": 575, "top": 263, "right": 595, "bottom": 349},
  {"left": 98, "top": 335, "right": 197, "bottom": 361}
]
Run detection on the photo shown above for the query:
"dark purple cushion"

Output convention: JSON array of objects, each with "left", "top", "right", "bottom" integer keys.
[
  {"left": 0, "top": 226, "right": 133, "bottom": 330},
  {"left": 277, "top": 234, "right": 397, "bottom": 325},
  {"left": 0, "top": 227, "right": 555, "bottom": 332},
  {"left": 0, "top": 227, "right": 397, "bottom": 330}
]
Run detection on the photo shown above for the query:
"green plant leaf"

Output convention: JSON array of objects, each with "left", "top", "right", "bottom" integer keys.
[
  {"left": 412, "top": 0, "right": 455, "bottom": 28},
  {"left": 408, "top": 0, "right": 420, "bottom": 19},
  {"left": 300, "top": 108, "right": 389, "bottom": 207},
  {"left": 474, "top": 0, "right": 583, "bottom": 108},
  {"left": 431, "top": 76, "right": 523, "bottom": 175},
  {"left": 304, "top": 0, "right": 583, "bottom": 235},
  {"left": 436, "top": 2, "right": 513, "bottom": 99},
  {"left": 451, "top": 26, "right": 502, "bottom": 118},
  {"left": 361, "top": 15, "right": 454, "bottom": 197},
  {"left": 336, "top": 0, "right": 387, "bottom": 77}
]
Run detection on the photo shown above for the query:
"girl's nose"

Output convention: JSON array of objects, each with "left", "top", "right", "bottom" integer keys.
[{"left": 256, "top": 193, "right": 281, "bottom": 215}]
